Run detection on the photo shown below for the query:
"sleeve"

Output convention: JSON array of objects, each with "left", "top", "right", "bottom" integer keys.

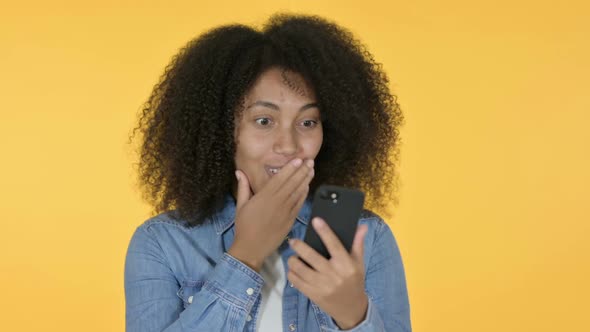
[
  {"left": 124, "top": 225, "right": 264, "bottom": 332},
  {"left": 326, "top": 219, "right": 412, "bottom": 332}
]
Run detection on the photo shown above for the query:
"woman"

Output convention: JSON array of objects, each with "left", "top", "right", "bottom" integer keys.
[{"left": 125, "top": 13, "right": 411, "bottom": 332}]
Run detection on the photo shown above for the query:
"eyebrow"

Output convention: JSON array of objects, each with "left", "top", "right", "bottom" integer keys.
[{"left": 246, "top": 100, "right": 319, "bottom": 112}]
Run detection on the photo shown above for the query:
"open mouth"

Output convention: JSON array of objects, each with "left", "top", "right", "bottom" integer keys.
[{"left": 265, "top": 166, "right": 283, "bottom": 176}]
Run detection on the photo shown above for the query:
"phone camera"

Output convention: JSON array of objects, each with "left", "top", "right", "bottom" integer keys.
[
  {"left": 330, "top": 192, "right": 338, "bottom": 203},
  {"left": 319, "top": 190, "right": 338, "bottom": 203}
]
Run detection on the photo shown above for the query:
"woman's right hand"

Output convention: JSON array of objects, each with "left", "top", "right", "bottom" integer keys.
[{"left": 228, "top": 158, "right": 315, "bottom": 272}]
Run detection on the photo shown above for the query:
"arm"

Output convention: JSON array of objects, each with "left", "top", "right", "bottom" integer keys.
[
  {"left": 327, "top": 219, "right": 412, "bottom": 332},
  {"left": 124, "top": 225, "right": 263, "bottom": 332},
  {"left": 287, "top": 217, "right": 411, "bottom": 332}
]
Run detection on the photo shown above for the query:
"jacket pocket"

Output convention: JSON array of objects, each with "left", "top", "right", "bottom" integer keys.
[{"left": 176, "top": 279, "right": 205, "bottom": 309}]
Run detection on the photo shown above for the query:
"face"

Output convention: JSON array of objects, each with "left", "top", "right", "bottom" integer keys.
[{"left": 234, "top": 67, "right": 323, "bottom": 194}]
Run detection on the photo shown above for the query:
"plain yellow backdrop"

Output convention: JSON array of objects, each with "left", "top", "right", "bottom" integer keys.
[{"left": 1, "top": 0, "right": 588, "bottom": 331}]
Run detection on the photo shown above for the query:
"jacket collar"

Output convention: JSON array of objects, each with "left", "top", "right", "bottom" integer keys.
[{"left": 212, "top": 193, "right": 313, "bottom": 235}]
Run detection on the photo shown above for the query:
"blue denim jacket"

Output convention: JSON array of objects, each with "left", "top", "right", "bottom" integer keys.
[{"left": 124, "top": 194, "right": 411, "bottom": 332}]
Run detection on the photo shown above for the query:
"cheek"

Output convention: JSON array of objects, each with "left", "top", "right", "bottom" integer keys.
[
  {"left": 234, "top": 139, "right": 272, "bottom": 194},
  {"left": 235, "top": 139, "right": 264, "bottom": 164},
  {"left": 303, "top": 129, "right": 323, "bottom": 157},
  {"left": 234, "top": 129, "right": 271, "bottom": 170}
]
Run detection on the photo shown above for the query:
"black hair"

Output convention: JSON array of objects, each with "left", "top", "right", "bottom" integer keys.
[{"left": 128, "top": 13, "right": 404, "bottom": 226}]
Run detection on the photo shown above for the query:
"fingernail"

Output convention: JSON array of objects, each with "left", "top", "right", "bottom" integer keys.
[
  {"left": 235, "top": 171, "right": 240, "bottom": 181},
  {"left": 288, "top": 239, "right": 295, "bottom": 246},
  {"left": 312, "top": 217, "right": 324, "bottom": 229},
  {"left": 306, "top": 159, "right": 314, "bottom": 168},
  {"left": 291, "top": 158, "right": 302, "bottom": 167}
]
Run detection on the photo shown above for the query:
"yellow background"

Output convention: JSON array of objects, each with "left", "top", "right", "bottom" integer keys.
[{"left": 1, "top": 0, "right": 588, "bottom": 331}]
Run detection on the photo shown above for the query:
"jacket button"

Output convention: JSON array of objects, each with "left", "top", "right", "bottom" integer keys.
[
  {"left": 289, "top": 323, "right": 296, "bottom": 331},
  {"left": 246, "top": 315, "right": 252, "bottom": 322},
  {"left": 188, "top": 295, "right": 193, "bottom": 304},
  {"left": 246, "top": 288, "right": 254, "bottom": 295}
]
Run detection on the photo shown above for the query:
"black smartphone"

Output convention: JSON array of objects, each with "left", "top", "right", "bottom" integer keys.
[{"left": 302, "top": 185, "right": 365, "bottom": 260}]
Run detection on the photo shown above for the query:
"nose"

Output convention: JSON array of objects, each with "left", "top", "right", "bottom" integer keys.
[{"left": 273, "top": 127, "right": 299, "bottom": 157}]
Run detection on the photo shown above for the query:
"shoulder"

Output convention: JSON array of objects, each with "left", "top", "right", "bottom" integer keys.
[
  {"left": 130, "top": 210, "right": 216, "bottom": 248},
  {"left": 358, "top": 208, "right": 390, "bottom": 235},
  {"left": 125, "top": 210, "right": 222, "bottom": 275},
  {"left": 359, "top": 209, "right": 384, "bottom": 222},
  {"left": 357, "top": 209, "right": 402, "bottom": 261},
  {"left": 139, "top": 210, "right": 193, "bottom": 231}
]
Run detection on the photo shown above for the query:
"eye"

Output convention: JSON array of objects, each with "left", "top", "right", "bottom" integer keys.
[
  {"left": 300, "top": 120, "right": 319, "bottom": 128},
  {"left": 255, "top": 117, "right": 272, "bottom": 126}
]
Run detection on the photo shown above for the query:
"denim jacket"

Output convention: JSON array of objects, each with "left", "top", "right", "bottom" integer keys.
[{"left": 124, "top": 194, "right": 411, "bottom": 332}]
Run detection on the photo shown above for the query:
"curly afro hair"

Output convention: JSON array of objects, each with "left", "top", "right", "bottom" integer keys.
[{"left": 128, "top": 13, "right": 404, "bottom": 226}]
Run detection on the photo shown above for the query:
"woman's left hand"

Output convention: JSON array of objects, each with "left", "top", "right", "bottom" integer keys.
[{"left": 287, "top": 217, "right": 369, "bottom": 330}]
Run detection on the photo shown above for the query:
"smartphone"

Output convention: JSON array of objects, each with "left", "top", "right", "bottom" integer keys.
[{"left": 302, "top": 185, "right": 365, "bottom": 260}]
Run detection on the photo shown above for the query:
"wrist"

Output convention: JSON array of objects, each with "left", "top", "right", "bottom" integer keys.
[
  {"left": 334, "top": 295, "right": 368, "bottom": 330},
  {"left": 227, "top": 245, "right": 263, "bottom": 272}
]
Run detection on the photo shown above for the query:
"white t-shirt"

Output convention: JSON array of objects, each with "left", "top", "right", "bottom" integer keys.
[{"left": 256, "top": 250, "right": 286, "bottom": 331}]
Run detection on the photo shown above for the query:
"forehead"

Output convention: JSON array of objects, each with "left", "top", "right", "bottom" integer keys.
[{"left": 244, "top": 67, "right": 316, "bottom": 102}]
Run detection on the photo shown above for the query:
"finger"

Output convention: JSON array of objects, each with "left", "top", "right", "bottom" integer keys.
[
  {"left": 287, "top": 266, "right": 314, "bottom": 296},
  {"left": 287, "top": 255, "right": 320, "bottom": 283},
  {"left": 289, "top": 238, "right": 331, "bottom": 273},
  {"left": 288, "top": 181, "right": 310, "bottom": 217},
  {"left": 277, "top": 159, "right": 314, "bottom": 202},
  {"left": 235, "top": 170, "right": 252, "bottom": 212},
  {"left": 351, "top": 224, "right": 368, "bottom": 263},
  {"left": 264, "top": 158, "right": 304, "bottom": 195},
  {"left": 312, "top": 217, "right": 348, "bottom": 260},
  {"left": 287, "top": 165, "right": 314, "bottom": 212}
]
